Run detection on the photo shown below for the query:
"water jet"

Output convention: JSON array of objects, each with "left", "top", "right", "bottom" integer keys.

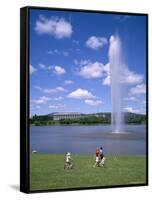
[{"left": 109, "top": 35, "right": 124, "bottom": 133}]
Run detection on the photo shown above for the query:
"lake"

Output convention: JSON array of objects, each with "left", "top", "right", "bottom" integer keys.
[{"left": 30, "top": 125, "right": 146, "bottom": 155}]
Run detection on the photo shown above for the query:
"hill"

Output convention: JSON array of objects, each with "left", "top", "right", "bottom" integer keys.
[{"left": 30, "top": 112, "right": 146, "bottom": 126}]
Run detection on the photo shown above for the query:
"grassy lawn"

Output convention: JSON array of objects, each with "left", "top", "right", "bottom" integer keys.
[{"left": 30, "top": 154, "right": 146, "bottom": 191}]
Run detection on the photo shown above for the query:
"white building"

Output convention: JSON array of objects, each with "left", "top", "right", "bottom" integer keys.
[{"left": 53, "top": 112, "right": 84, "bottom": 121}]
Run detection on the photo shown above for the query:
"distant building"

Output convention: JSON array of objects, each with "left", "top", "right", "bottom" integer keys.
[{"left": 53, "top": 112, "right": 84, "bottom": 121}]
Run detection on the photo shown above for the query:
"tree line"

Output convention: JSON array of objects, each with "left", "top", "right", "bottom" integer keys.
[{"left": 30, "top": 113, "right": 146, "bottom": 126}]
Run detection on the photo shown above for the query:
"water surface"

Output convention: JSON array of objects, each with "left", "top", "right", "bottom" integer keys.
[{"left": 30, "top": 125, "right": 146, "bottom": 155}]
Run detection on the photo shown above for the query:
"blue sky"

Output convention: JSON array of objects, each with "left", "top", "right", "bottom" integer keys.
[{"left": 29, "top": 8, "right": 147, "bottom": 116}]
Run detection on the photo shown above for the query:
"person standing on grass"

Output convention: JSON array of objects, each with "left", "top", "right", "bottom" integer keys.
[
  {"left": 100, "top": 147, "right": 104, "bottom": 160},
  {"left": 99, "top": 146, "right": 106, "bottom": 167},
  {"left": 93, "top": 148, "right": 100, "bottom": 167}
]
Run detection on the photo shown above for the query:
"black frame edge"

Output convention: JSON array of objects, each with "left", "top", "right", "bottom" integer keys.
[
  {"left": 20, "top": 7, "right": 30, "bottom": 194},
  {"left": 24, "top": 5, "right": 148, "bottom": 16},
  {"left": 146, "top": 14, "right": 149, "bottom": 186}
]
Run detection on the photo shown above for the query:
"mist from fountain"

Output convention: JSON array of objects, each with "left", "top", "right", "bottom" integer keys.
[{"left": 109, "top": 35, "right": 124, "bottom": 133}]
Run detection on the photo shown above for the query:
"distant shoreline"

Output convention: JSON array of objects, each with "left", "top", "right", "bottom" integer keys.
[
  {"left": 30, "top": 112, "right": 146, "bottom": 126},
  {"left": 30, "top": 123, "right": 146, "bottom": 127}
]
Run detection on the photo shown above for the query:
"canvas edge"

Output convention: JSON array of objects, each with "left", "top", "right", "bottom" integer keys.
[
  {"left": 20, "top": 5, "right": 149, "bottom": 194},
  {"left": 20, "top": 7, "right": 30, "bottom": 194}
]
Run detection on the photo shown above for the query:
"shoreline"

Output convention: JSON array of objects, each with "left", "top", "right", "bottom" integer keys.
[{"left": 30, "top": 123, "right": 146, "bottom": 127}]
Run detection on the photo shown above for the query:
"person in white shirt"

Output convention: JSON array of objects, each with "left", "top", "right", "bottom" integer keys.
[
  {"left": 64, "top": 152, "right": 73, "bottom": 169},
  {"left": 66, "top": 152, "right": 71, "bottom": 163}
]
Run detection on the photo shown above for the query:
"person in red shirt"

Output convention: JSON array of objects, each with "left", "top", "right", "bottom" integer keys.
[{"left": 93, "top": 148, "right": 100, "bottom": 167}]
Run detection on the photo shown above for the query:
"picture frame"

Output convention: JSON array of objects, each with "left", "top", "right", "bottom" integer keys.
[{"left": 20, "top": 6, "right": 148, "bottom": 193}]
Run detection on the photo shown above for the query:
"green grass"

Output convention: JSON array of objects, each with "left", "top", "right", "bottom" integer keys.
[{"left": 30, "top": 154, "right": 146, "bottom": 191}]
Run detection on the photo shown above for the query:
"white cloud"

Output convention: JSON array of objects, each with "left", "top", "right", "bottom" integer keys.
[
  {"left": 115, "top": 15, "right": 132, "bottom": 22},
  {"left": 124, "top": 106, "right": 146, "bottom": 114},
  {"left": 86, "top": 36, "right": 107, "bottom": 50},
  {"left": 35, "top": 86, "right": 67, "bottom": 94},
  {"left": 53, "top": 96, "right": 64, "bottom": 101},
  {"left": 102, "top": 63, "right": 144, "bottom": 86},
  {"left": 102, "top": 63, "right": 110, "bottom": 73},
  {"left": 48, "top": 66, "right": 53, "bottom": 70},
  {"left": 39, "top": 63, "right": 47, "bottom": 70},
  {"left": 103, "top": 75, "right": 110, "bottom": 85},
  {"left": 64, "top": 80, "right": 74, "bottom": 85},
  {"left": 48, "top": 49, "right": 59, "bottom": 54},
  {"left": 35, "top": 15, "right": 72, "bottom": 39},
  {"left": 54, "top": 49, "right": 59, "bottom": 54},
  {"left": 32, "top": 96, "right": 50, "bottom": 104},
  {"left": 73, "top": 40, "right": 79, "bottom": 44},
  {"left": 40, "top": 96, "right": 50, "bottom": 101},
  {"left": 124, "top": 107, "right": 135, "bottom": 113},
  {"left": 67, "top": 88, "right": 95, "bottom": 99},
  {"left": 122, "top": 68, "right": 144, "bottom": 85},
  {"left": 80, "top": 59, "right": 90, "bottom": 65},
  {"left": 79, "top": 62, "right": 105, "bottom": 79},
  {"left": 63, "top": 52, "right": 69, "bottom": 56},
  {"left": 130, "top": 84, "right": 146, "bottom": 95},
  {"left": 106, "top": 35, "right": 144, "bottom": 86},
  {"left": 74, "top": 59, "right": 90, "bottom": 66},
  {"left": 39, "top": 63, "right": 53, "bottom": 70},
  {"left": 39, "top": 64, "right": 66, "bottom": 75},
  {"left": 49, "top": 105, "right": 58, "bottom": 109},
  {"left": 55, "top": 86, "right": 67, "bottom": 92},
  {"left": 102, "top": 63, "right": 110, "bottom": 85},
  {"left": 124, "top": 96, "right": 138, "bottom": 102},
  {"left": 44, "top": 86, "right": 67, "bottom": 94},
  {"left": 84, "top": 99, "right": 103, "bottom": 106},
  {"left": 74, "top": 59, "right": 79, "bottom": 65},
  {"left": 54, "top": 66, "right": 66, "bottom": 75},
  {"left": 34, "top": 86, "right": 42, "bottom": 91},
  {"left": 30, "top": 64, "right": 37, "bottom": 75},
  {"left": 76, "top": 59, "right": 143, "bottom": 86},
  {"left": 49, "top": 104, "right": 66, "bottom": 109},
  {"left": 48, "top": 49, "right": 69, "bottom": 56}
]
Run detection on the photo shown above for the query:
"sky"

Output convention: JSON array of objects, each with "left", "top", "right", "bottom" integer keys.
[{"left": 29, "top": 8, "right": 147, "bottom": 116}]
